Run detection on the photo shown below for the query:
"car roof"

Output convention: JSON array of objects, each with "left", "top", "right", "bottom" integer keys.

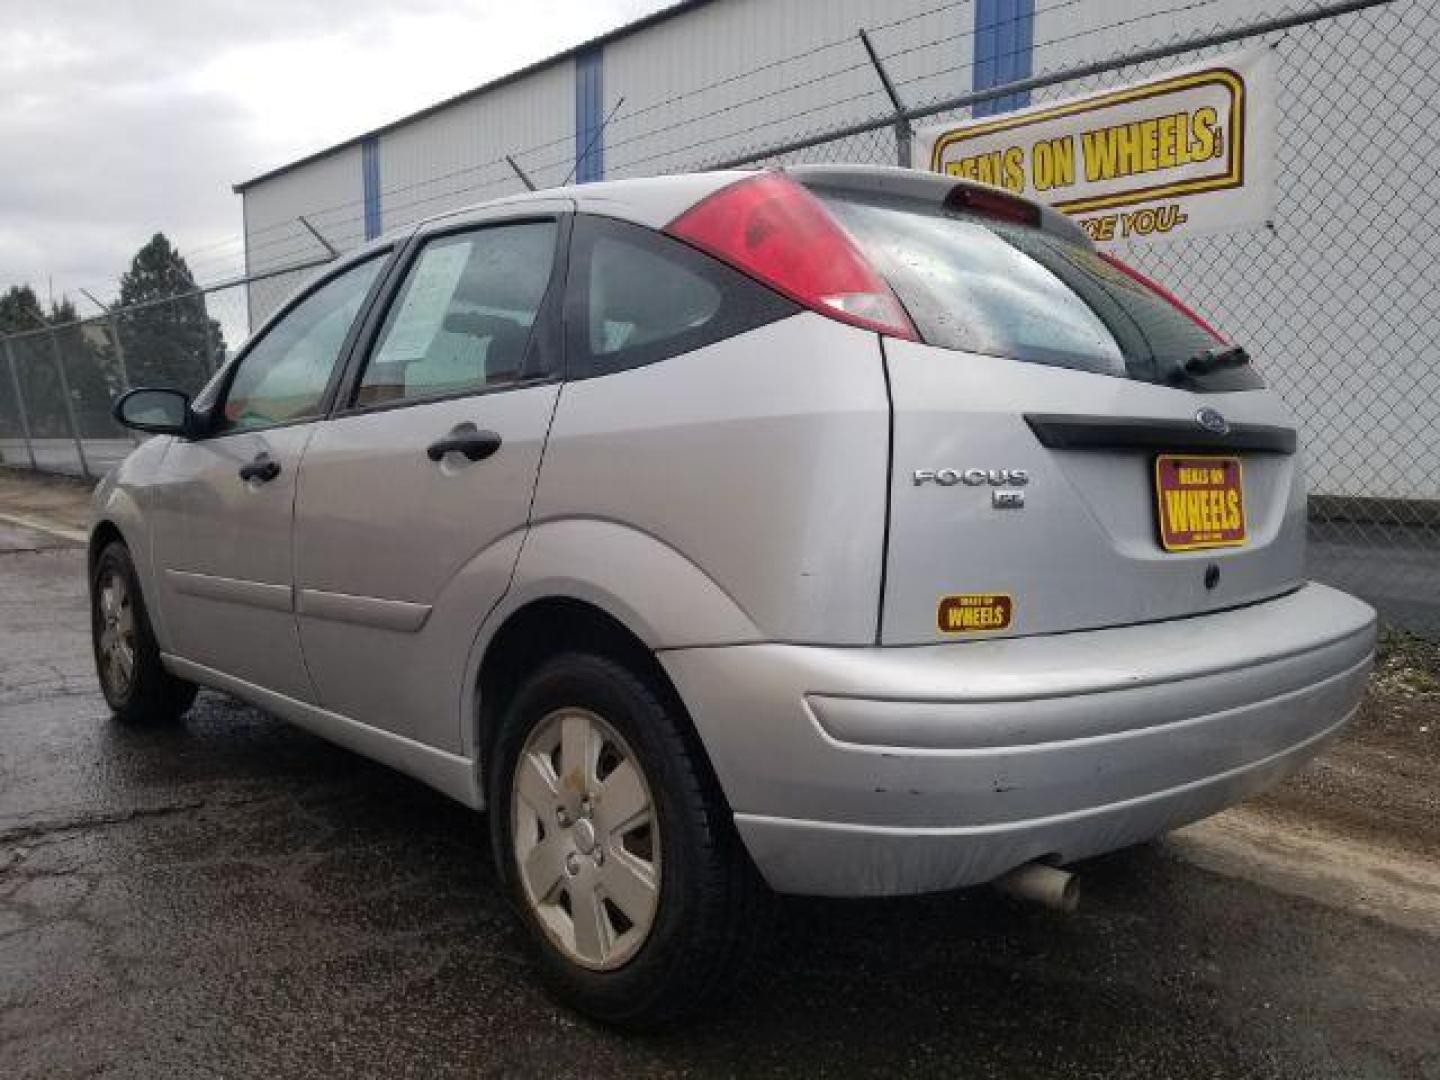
[{"left": 392, "top": 165, "right": 1088, "bottom": 246}]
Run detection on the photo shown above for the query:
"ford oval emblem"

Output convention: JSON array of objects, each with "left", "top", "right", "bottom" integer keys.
[{"left": 1196, "top": 407, "right": 1229, "bottom": 435}]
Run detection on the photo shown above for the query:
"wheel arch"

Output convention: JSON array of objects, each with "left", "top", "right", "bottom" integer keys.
[
  {"left": 88, "top": 519, "right": 127, "bottom": 576},
  {"left": 471, "top": 595, "right": 723, "bottom": 813},
  {"left": 88, "top": 497, "right": 168, "bottom": 650}
]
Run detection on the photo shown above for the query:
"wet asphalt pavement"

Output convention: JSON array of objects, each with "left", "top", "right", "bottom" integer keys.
[{"left": 2, "top": 543, "right": 1438, "bottom": 1079}]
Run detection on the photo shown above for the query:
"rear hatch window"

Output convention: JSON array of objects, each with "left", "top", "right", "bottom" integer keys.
[{"left": 818, "top": 190, "right": 1263, "bottom": 393}]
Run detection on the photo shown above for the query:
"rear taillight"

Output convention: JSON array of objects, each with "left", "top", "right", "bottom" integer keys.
[
  {"left": 666, "top": 172, "right": 917, "bottom": 340},
  {"left": 1099, "top": 253, "right": 1226, "bottom": 343}
]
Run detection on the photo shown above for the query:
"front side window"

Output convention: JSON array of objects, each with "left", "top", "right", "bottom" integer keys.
[
  {"left": 221, "top": 256, "right": 385, "bottom": 431},
  {"left": 354, "top": 221, "right": 558, "bottom": 408}
]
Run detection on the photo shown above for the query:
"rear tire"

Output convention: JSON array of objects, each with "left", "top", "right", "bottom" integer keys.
[
  {"left": 91, "top": 540, "right": 196, "bottom": 725},
  {"left": 489, "top": 651, "right": 769, "bottom": 1030}
]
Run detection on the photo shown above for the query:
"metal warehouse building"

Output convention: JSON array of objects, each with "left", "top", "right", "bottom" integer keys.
[
  {"left": 233, "top": 0, "right": 1438, "bottom": 505},
  {"left": 233, "top": 0, "right": 1295, "bottom": 287}
]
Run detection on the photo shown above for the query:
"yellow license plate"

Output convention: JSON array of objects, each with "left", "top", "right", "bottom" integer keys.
[{"left": 1154, "top": 454, "right": 1246, "bottom": 552}]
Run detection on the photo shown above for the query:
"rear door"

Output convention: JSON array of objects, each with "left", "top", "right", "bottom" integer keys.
[
  {"left": 291, "top": 204, "right": 569, "bottom": 750},
  {"left": 813, "top": 187, "right": 1305, "bottom": 644}
]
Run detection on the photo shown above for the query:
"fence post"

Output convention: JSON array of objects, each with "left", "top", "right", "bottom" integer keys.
[
  {"left": 81, "top": 290, "right": 140, "bottom": 448},
  {"left": 103, "top": 313, "right": 132, "bottom": 391},
  {"left": 47, "top": 328, "right": 92, "bottom": 480},
  {"left": 200, "top": 305, "right": 220, "bottom": 377},
  {"left": 857, "top": 29, "right": 914, "bottom": 167},
  {"left": 2, "top": 336, "right": 38, "bottom": 470},
  {"left": 102, "top": 311, "right": 142, "bottom": 446}
]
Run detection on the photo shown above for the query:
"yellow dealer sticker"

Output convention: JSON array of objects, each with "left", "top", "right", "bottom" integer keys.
[{"left": 938, "top": 594, "right": 1013, "bottom": 634}]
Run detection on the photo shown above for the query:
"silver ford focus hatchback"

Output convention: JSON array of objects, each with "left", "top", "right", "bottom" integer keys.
[{"left": 92, "top": 165, "right": 1376, "bottom": 1027}]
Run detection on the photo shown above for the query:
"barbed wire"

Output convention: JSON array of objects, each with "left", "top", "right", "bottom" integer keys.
[{"left": 202, "top": 0, "right": 1257, "bottom": 280}]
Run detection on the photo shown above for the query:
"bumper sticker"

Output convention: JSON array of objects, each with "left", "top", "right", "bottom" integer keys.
[{"left": 938, "top": 594, "right": 1013, "bottom": 633}]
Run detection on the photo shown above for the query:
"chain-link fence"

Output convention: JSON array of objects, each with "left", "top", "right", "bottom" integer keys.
[
  {"left": 0, "top": 261, "right": 321, "bottom": 477},
  {"left": 707, "top": 0, "right": 1439, "bottom": 637},
  {"left": 0, "top": 0, "right": 1434, "bottom": 637}
]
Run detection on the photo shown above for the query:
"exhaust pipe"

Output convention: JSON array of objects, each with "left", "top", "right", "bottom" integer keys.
[{"left": 993, "top": 862, "right": 1079, "bottom": 912}]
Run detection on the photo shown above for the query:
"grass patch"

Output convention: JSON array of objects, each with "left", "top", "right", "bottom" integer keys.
[{"left": 1373, "top": 627, "right": 1440, "bottom": 699}]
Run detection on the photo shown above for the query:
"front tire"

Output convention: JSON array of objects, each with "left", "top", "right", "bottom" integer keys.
[
  {"left": 489, "top": 651, "right": 768, "bottom": 1029},
  {"left": 91, "top": 540, "right": 196, "bottom": 724}
]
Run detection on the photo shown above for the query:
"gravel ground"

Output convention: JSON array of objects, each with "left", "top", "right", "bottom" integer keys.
[{"left": 1252, "top": 630, "right": 1440, "bottom": 857}]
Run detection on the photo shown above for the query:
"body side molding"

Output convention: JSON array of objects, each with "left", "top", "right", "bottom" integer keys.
[
  {"left": 165, "top": 569, "right": 293, "bottom": 612},
  {"left": 298, "top": 588, "right": 432, "bottom": 632}
]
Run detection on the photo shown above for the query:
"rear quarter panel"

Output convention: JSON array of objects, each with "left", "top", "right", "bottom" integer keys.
[{"left": 529, "top": 312, "right": 890, "bottom": 646}]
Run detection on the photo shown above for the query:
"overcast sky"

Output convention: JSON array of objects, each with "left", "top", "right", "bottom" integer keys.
[{"left": 0, "top": 0, "right": 667, "bottom": 310}]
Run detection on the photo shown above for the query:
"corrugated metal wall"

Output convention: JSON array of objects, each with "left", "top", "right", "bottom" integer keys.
[
  {"left": 243, "top": 144, "right": 365, "bottom": 278},
  {"left": 235, "top": 0, "right": 1436, "bottom": 495},
  {"left": 379, "top": 61, "right": 575, "bottom": 233},
  {"left": 251, "top": 0, "right": 1301, "bottom": 284},
  {"left": 1028, "top": 0, "right": 1439, "bottom": 499},
  {"left": 238, "top": 0, "right": 977, "bottom": 325},
  {"left": 602, "top": 0, "right": 971, "bottom": 178}
]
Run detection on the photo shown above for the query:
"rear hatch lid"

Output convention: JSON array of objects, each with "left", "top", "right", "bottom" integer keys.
[{"left": 803, "top": 173, "right": 1305, "bottom": 644}]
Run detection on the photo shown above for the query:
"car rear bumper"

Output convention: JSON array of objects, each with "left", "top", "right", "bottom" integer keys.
[{"left": 659, "top": 583, "right": 1376, "bottom": 897}]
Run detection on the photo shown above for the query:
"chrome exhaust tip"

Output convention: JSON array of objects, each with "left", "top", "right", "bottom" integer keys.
[{"left": 993, "top": 861, "right": 1079, "bottom": 912}]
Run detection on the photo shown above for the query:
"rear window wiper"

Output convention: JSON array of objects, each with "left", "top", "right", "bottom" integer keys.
[{"left": 1181, "top": 344, "right": 1250, "bottom": 376}]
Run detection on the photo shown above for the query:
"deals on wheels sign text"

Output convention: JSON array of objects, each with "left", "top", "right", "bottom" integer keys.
[{"left": 914, "top": 49, "right": 1275, "bottom": 245}]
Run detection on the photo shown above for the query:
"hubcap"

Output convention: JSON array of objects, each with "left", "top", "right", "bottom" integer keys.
[
  {"left": 96, "top": 571, "right": 137, "bottom": 699},
  {"left": 511, "top": 707, "right": 660, "bottom": 971}
]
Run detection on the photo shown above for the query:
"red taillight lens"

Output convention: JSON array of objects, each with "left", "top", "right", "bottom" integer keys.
[
  {"left": 666, "top": 172, "right": 917, "bottom": 340},
  {"left": 1099, "top": 253, "right": 1226, "bottom": 343}
]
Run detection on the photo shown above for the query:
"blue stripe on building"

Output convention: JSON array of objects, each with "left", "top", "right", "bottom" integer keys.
[
  {"left": 575, "top": 46, "right": 604, "bottom": 183},
  {"left": 973, "top": 0, "right": 1035, "bottom": 117},
  {"left": 361, "top": 136, "right": 382, "bottom": 240}
]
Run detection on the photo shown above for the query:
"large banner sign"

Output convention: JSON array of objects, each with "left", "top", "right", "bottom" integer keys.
[{"left": 913, "top": 49, "right": 1275, "bottom": 245}]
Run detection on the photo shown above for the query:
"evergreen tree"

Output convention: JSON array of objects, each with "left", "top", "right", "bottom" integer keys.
[
  {"left": 0, "top": 285, "right": 47, "bottom": 334},
  {"left": 0, "top": 286, "right": 130, "bottom": 438},
  {"left": 0, "top": 287, "right": 48, "bottom": 437},
  {"left": 114, "top": 234, "right": 226, "bottom": 392},
  {"left": 47, "top": 296, "right": 121, "bottom": 437}
]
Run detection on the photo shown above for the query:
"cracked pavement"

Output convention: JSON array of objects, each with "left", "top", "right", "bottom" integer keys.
[{"left": 1, "top": 505, "right": 1438, "bottom": 1076}]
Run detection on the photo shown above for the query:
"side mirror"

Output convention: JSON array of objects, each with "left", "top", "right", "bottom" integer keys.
[{"left": 113, "top": 388, "right": 196, "bottom": 436}]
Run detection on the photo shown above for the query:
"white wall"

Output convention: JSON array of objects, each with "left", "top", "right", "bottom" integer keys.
[
  {"left": 235, "top": 0, "right": 1437, "bottom": 500},
  {"left": 240, "top": 0, "right": 976, "bottom": 326},
  {"left": 1032, "top": 0, "right": 1439, "bottom": 500},
  {"left": 241, "top": 145, "right": 364, "bottom": 329},
  {"left": 243, "top": 145, "right": 365, "bottom": 277},
  {"left": 377, "top": 61, "right": 576, "bottom": 232},
  {"left": 604, "top": 0, "right": 973, "bottom": 177}
]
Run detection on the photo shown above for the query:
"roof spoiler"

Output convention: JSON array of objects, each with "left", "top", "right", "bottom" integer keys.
[{"left": 782, "top": 164, "right": 1091, "bottom": 248}]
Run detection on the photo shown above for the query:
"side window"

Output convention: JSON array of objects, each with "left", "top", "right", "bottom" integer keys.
[
  {"left": 354, "top": 220, "right": 558, "bottom": 408},
  {"left": 567, "top": 215, "right": 798, "bottom": 377},
  {"left": 221, "top": 256, "right": 385, "bottom": 431}
]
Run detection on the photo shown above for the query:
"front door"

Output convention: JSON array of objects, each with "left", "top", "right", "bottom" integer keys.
[
  {"left": 149, "top": 254, "right": 389, "bottom": 699},
  {"left": 292, "top": 208, "right": 568, "bottom": 749}
]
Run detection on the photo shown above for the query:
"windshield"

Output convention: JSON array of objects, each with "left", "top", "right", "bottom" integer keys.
[{"left": 820, "top": 191, "right": 1263, "bottom": 392}]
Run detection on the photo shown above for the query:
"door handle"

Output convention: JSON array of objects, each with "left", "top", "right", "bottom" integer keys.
[
  {"left": 426, "top": 427, "right": 502, "bottom": 463},
  {"left": 238, "top": 454, "right": 281, "bottom": 483}
]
